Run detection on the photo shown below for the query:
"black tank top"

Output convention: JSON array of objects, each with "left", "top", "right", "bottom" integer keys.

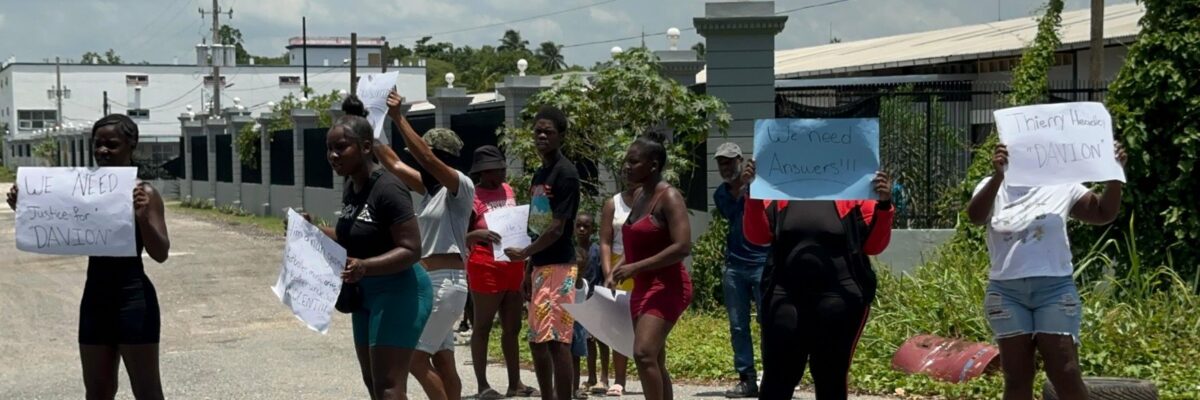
[
  {"left": 85, "top": 224, "right": 146, "bottom": 284},
  {"left": 765, "top": 201, "right": 875, "bottom": 302}
]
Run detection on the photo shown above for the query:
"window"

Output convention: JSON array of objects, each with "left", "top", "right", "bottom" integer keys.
[
  {"left": 126, "top": 74, "right": 149, "bottom": 86},
  {"left": 278, "top": 76, "right": 301, "bottom": 87},
  {"left": 17, "top": 109, "right": 57, "bottom": 130},
  {"left": 127, "top": 108, "right": 150, "bottom": 119}
]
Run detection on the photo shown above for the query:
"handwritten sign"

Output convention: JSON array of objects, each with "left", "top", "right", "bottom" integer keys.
[
  {"left": 14, "top": 167, "right": 137, "bottom": 257},
  {"left": 484, "top": 204, "right": 531, "bottom": 262},
  {"left": 750, "top": 118, "right": 880, "bottom": 200},
  {"left": 355, "top": 71, "right": 400, "bottom": 140},
  {"left": 562, "top": 286, "right": 634, "bottom": 357},
  {"left": 994, "top": 102, "right": 1125, "bottom": 186},
  {"left": 271, "top": 209, "right": 346, "bottom": 334}
]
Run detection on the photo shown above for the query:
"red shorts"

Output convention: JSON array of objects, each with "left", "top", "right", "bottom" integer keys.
[{"left": 466, "top": 246, "right": 525, "bottom": 294}]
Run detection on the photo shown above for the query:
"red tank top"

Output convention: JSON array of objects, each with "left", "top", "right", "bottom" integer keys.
[{"left": 621, "top": 186, "right": 692, "bottom": 302}]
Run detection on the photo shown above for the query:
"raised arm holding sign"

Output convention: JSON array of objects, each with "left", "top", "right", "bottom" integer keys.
[
  {"left": 993, "top": 102, "right": 1126, "bottom": 186},
  {"left": 750, "top": 118, "right": 881, "bottom": 200}
]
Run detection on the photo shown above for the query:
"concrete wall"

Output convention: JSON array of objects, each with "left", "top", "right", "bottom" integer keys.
[
  {"left": 191, "top": 180, "right": 213, "bottom": 204},
  {"left": 148, "top": 179, "right": 181, "bottom": 200},
  {"left": 874, "top": 229, "right": 956, "bottom": 275},
  {"left": 240, "top": 183, "right": 268, "bottom": 216},
  {"left": 215, "top": 182, "right": 238, "bottom": 207},
  {"left": 303, "top": 187, "right": 340, "bottom": 223},
  {"left": 269, "top": 185, "right": 303, "bottom": 217}
]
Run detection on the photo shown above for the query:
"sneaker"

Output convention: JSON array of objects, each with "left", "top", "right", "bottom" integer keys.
[{"left": 724, "top": 380, "right": 759, "bottom": 398}]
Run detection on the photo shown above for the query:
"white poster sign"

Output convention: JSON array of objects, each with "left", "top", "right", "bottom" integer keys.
[
  {"left": 355, "top": 71, "right": 400, "bottom": 140},
  {"left": 994, "top": 102, "right": 1125, "bottom": 186},
  {"left": 272, "top": 209, "right": 346, "bottom": 334},
  {"left": 14, "top": 167, "right": 137, "bottom": 257},
  {"left": 562, "top": 286, "right": 635, "bottom": 357},
  {"left": 484, "top": 204, "right": 531, "bottom": 262}
]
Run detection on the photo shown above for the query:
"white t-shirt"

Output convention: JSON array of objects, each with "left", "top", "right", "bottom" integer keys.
[
  {"left": 416, "top": 170, "right": 475, "bottom": 260},
  {"left": 611, "top": 193, "right": 631, "bottom": 256},
  {"left": 973, "top": 177, "right": 1090, "bottom": 280}
]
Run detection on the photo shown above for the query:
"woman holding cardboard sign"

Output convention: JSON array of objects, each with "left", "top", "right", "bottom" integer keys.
[
  {"left": 301, "top": 114, "right": 431, "bottom": 399},
  {"left": 741, "top": 159, "right": 894, "bottom": 400},
  {"left": 966, "top": 143, "right": 1126, "bottom": 400},
  {"left": 7, "top": 114, "right": 171, "bottom": 399},
  {"left": 371, "top": 90, "right": 474, "bottom": 400}
]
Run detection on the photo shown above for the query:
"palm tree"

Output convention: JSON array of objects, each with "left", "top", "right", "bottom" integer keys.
[
  {"left": 498, "top": 30, "right": 529, "bottom": 53},
  {"left": 536, "top": 41, "right": 567, "bottom": 73}
]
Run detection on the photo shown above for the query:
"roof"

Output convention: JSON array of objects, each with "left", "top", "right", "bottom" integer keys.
[
  {"left": 696, "top": 2, "right": 1143, "bottom": 83},
  {"left": 287, "top": 36, "right": 386, "bottom": 48},
  {"left": 408, "top": 92, "right": 504, "bottom": 113}
]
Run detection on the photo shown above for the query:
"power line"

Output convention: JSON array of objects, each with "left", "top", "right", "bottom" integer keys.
[
  {"left": 562, "top": 0, "right": 852, "bottom": 49},
  {"left": 394, "top": 0, "right": 620, "bottom": 41}
]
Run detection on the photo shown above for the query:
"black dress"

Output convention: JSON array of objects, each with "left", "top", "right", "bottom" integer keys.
[{"left": 79, "top": 226, "right": 160, "bottom": 345}]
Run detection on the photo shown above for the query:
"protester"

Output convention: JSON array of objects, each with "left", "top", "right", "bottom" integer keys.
[
  {"left": 309, "top": 114, "right": 431, "bottom": 399},
  {"left": 597, "top": 187, "right": 635, "bottom": 396},
  {"left": 711, "top": 142, "right": 768, "bottom": 398},
  {"left": 609, "top": 133, "right": 693, "bottom": 400},
  {"left": 372, "top": 91, "right": 472, "bottom": 400},
  {"left": 966, "top": 144, "right": 1126, "bottom": 400},
  {"left": 7, "top": 115, "right": 172, "bottom": 399},
  {"left": 503, "top": 105, "right": 581, "bottom": 400},
  {"left": 463, "top": 145, "right": 538, "bottom": 399},
  {"left": 741, "top": 159, "right": 894, "bottom": 400}
]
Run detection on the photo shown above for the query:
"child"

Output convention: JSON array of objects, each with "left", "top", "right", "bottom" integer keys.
[{"left": 573, "top": 213, "right": 602, "bottom": 399}]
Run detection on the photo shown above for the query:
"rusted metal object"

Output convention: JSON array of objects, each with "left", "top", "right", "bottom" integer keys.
[{"left": 892, "top": 334, "right": 1000, "bottom": 383}]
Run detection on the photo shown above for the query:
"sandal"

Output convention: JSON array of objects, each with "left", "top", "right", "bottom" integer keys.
[
  {"left": 589, "top": 383, "right": 608, "bottom": 394},
  {"left": 606, "top": 384, "right": 624, "bottom": 397},
  {"left": 507, "top": 386, "right": 541, "bottom": 398},
  {"left": 476, "top": 388, "right": 505, "bottom": 400},
  {"left": 574, "top": 389, "right": 590, "bottom": 399}
]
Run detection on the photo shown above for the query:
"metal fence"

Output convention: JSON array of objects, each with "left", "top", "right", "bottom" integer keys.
[{"left": 776, "top": 80, "right": 1108, "bottom": 229}]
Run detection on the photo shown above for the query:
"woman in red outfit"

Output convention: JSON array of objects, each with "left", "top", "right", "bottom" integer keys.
[
  {"left": 609, "top": 134, "right": 693, "bottom": 400},
  {"left": 741, "top": 159, "right": 894, "bottom": 400}
]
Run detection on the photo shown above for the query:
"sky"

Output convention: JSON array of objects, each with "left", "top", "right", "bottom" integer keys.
[{"left": 0, "top": 0, "right": 1134, "bottom": 67}]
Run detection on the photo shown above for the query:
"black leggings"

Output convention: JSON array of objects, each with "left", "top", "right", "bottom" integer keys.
[{"left": 759, "top": 284, "right": 869, "bottom": 400}]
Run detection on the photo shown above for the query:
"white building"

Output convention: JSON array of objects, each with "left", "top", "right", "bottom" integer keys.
[
  {"left": 286, "top": 36, "right": 385, "bottom": 67},
  {"left": 1, "top": 56, "right": 426, "bottom": 168}
]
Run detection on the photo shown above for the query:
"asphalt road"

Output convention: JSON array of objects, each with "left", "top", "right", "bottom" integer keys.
[{"left": 0, "top": 183, "right": 891, "bottom": 399}]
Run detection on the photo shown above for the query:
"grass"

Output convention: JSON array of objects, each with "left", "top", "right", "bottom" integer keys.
[
  {"left": 0, "top": 165, "right": 15, "bottom": 183},
  {"left": 169, "top": 200, "right": 286, "bottom": 234}
]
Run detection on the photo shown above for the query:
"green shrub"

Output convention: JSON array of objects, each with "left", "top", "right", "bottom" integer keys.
[
  {"left": 1097, "top": 0, "right": 1200, "bottom": 281},
  {"left": 0, "top": 165, "right": 15, "bottom": 183},
  {"left": 690, "top": 209, "right": 729, "bottom": 312}
]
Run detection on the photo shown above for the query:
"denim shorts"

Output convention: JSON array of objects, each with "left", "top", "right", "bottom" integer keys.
[
  {"left": 571, "top": 322, "right": 588, "bottom": 358},
  {"left": 984, "top": 276, "right": 1082, "bottom": 343}
]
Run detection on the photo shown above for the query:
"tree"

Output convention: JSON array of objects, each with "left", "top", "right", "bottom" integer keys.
[
  {"left": 1101, "top": 0, "right": 1200, "bottom": 280},
  {"left": 498, "top": 29, "right": 529, "bottom": 53},
  {"left": 499, "top": 47, "right": 731, "bottom": 212},
  {"left": 79, "top": 49, "right": 122, "bottom": 64},
  {"left": 235, "top": 90, "right": 342, "bottom": 167},
  {"left": 536, "top": 41, "right": 566, "bottom": 73},
  {"left": 218, "top": 25, "right": 251, "bottom": 64}
]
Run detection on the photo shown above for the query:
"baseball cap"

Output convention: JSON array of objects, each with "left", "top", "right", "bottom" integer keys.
[
  {"left": 470, "top": 145, "right": 508, "bottom": 174},
  {"left": 422, "top": 128, "right": 464, "bottom": 157},
  {"left": 713, "top": 142, "right": 743, "bottom": 159}
]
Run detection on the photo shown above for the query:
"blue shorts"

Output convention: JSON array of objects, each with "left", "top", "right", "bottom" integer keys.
[
  {"left": 985, "top": 276, "right": 1082, "bottom": 343},
  {"left": 571, "top": 322, "right": 588, "bottom": 358}
]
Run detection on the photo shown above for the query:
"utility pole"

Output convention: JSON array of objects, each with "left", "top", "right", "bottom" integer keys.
[
  {"left": 350, "top": 33, "right": 358, "bottom": 93},
  {"left": 302, "top": 17, "right": 308, "bottom": 89},
  {"left": 103, "top": 91, "right": 110, "bottom": 115},
  {"left": 382, "top": 40, "right": 389, "bottom": 73},
  {"left": 54, "top": 57, "right": 63, "bottom": 127},
  {"left": 1089, "top": 0, "right": 1104, "bottom": 97},
  {"left": 200, "top": 0, "right": 232, "bottom": 115}
]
